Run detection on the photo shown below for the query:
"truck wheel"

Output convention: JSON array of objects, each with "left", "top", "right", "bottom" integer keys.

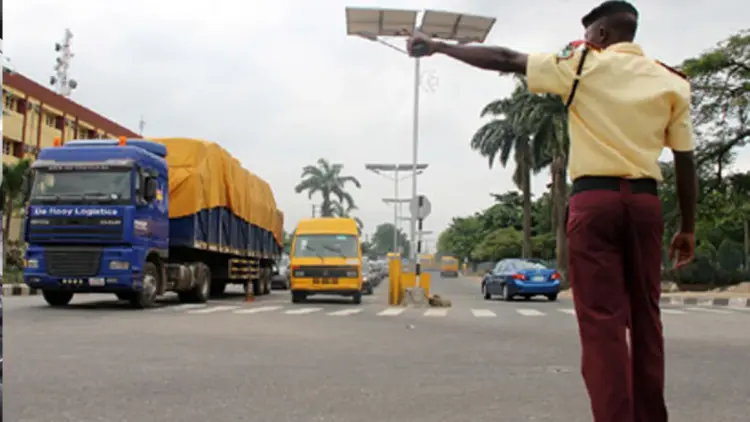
[
  {"left": 178, "top": 264, "right": 211, "bottom": 303},
  {"left": 129, "top": 262, "right": 159, "bottom": 309},
  {"left": 42, "top": 291, "right": 74, "bottom": 307},
  {"left": 252, "top": 279, "right": 263, "bottom": 296},
  {"left": 209, "top": 280, "right": 226, "bottom": 297}
]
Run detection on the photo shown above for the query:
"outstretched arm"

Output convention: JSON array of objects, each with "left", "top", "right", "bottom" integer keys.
[{"left": 433, "top": 42, "right": 529, "bottom": 74}]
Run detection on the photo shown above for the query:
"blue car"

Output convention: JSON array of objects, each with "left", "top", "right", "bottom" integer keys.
[{"left": 481, "top": 258, "right": 560, "bottom": 301}]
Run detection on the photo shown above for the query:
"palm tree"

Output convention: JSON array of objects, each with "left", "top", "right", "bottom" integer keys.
[
  {"left": 294, "top": 158, "right": 361, "bottom": 217},
  {"left": 508, "top": 81, "right": 570, "bottom": 271},
  {"left": 2, "top": 159, "right": 32, "bottom": 254},
  {"left": 470, "top": 84, "right": 536, "bottom": 258}
]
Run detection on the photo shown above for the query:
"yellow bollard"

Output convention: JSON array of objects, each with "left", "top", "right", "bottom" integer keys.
[
  {"left": 399, "top": 272, "right": 416, "bottom": 304},
  {"left": 419, "top": 272, "right": 431, "bottom": 297},
  {"left": 388, "top": 257, "right": 402, "bottom": 305}
]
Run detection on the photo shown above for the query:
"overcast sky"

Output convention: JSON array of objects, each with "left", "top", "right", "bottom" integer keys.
[{"left": 5, "top": 0, "right": 749, "bottom": 241}]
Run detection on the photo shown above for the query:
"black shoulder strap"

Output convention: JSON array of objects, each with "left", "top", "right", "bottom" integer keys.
[{"left": 564, "top": 47, "right": 591, "bottom": 109}]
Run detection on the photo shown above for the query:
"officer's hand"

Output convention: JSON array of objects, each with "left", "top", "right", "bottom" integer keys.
[
  {"left": 668, "top": 232, "right": 695, "bottom": 269},
  {"left": 406, "top": 33, "right": 438, "bottom": 57}
]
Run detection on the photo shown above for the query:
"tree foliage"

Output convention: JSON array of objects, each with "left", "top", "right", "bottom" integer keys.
[
  {"left": 294, "top": 158, "right": 361, "bottom": 217},
  {"left": 370, "top": 223, "right": 410, "bottom": 257}
]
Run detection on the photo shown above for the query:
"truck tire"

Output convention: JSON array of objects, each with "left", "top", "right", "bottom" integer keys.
[
  {"left": 129, "top": 262, "right": 159, "bottom": 309},
  {"left": 42, "top": 291, "right": 74, "bottom": 307},
  {"left": 209, "top": 280, "right": 227, "bottom": 297},
  {"left": 178, "top": 264, "right": 211, "bottom": 303},
  {"left": 252, "top": 279, "right": 263, "bottom": 296}
]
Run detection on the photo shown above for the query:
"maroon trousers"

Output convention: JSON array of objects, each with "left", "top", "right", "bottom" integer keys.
[{"left": 567, "top": 181, "right": 667, "bottom": 422}]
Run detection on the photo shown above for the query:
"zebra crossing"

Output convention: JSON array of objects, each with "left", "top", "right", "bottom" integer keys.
[{"left": 152, "top": 302, "right": 750, "bottom": 319}]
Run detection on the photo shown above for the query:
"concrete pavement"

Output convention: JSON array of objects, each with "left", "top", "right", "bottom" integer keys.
[{"left": 4, "top": 275, "right": 750, "bottom": 421}]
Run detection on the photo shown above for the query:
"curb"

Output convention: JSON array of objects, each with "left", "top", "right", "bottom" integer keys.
[
  {"left": 660, "top": 296, "right": 750, "bottom": 308},
  {"left": 1, "top": 284, "right": 40, "bottom": 297}
]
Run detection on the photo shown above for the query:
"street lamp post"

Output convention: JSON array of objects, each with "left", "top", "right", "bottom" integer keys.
[
  {"left": 346, "top": 8, "right": 496, "bottom": 266},
  {"left": 366, "top": 163, "right": 427, "bottom": 253}
]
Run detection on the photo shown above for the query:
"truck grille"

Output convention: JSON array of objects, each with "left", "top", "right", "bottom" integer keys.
[
  {"left": 44, "top": 248, "right": 103, "bottom": 277},
  {"left": 28, "top": 217, "right": 123, "bottom": 241},
  {"left": 295, "top": 265, "right": 358, "bottom": 278}
]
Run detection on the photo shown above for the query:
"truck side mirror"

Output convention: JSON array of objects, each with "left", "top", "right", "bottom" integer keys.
[{"left": 144, "top": 178, "right": 158, "bottom": 201}]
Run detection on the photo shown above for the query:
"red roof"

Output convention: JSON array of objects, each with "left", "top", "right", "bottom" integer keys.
[{"left": 4, "top": 71, "right": 139, "bottom": 137}]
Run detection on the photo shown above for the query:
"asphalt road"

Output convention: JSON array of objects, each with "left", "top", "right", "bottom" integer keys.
[{"left": 4, "top": 275, "right": 750, "bottom": 422}]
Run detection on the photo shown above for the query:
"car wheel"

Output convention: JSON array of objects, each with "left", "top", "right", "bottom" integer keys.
[
  {"left": 502, "top": 284, "right": 514, "bottom": 301},
  {"left": 547, "top": 293, "right": 558, "bottom": 302},
  {"left": 482, "top": 284, "right": 491, "bottom": 300}
]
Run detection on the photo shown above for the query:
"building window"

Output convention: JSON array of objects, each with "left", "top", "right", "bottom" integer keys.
[
  {"left": 55, "top": 115, "right": 64, "bottom": 130},
  {"left": 2, "top": 137, "right": 12, "bottom": 155},
  {"left": 45, "top": 113, "right": 57, "bottom": 127},
  {"left": 4, "top": 92, "right": 17, "bottom": 113}
]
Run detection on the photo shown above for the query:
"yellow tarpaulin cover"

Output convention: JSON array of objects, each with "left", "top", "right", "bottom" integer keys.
[{"left": 150, "top": 138, "right": 284, "bottom": 245}]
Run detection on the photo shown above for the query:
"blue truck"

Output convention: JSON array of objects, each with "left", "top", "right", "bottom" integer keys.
[{"left": 22, "top": 137, "right": 284, "bottom": 308}]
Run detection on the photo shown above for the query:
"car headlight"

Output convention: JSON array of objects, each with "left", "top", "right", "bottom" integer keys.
[
  {"left": 25, "top": 259, "right": 39, "bottom": 269},
  {"left": 109, "top": 260, "right": 130, "bottom": 270}
]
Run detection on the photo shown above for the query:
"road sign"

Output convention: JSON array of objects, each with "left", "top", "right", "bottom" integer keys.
[{"left": 410, "top": 195, "right": 431, "bottom": 219}]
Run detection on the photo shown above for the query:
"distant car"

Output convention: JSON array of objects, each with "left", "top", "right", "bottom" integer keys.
[
  {"left": 481, "top": 258, "right": 560, "bottom": 301},
  {"left": 270, "top": 262, "right": 290, "bottom": 290},
  {"left": 361, "top": 273, "right": 374, "bottom": 295}
]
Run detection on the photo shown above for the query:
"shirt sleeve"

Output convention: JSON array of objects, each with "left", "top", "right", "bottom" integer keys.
[
  {"left": 526, "top": 47, "right": 588, "bottom": 98},
  {"left": 665, "top": 84, "right": 694, "bottom": 151}
]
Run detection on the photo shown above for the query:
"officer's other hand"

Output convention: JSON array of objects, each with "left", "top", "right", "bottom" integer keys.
[
  {"left": 668, "top": 232, "right": 695, "bottom": 269},
  {"left": 406, "top": 33, "right": 437, "bottom": 57}
]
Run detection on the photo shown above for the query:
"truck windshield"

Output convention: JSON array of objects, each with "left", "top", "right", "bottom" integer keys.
[
  {"left": 30, "top": 170, "right": 132, "bottom": 204},
  {"left": 293, "top": 234, "right": 359, "bottom": 258}
]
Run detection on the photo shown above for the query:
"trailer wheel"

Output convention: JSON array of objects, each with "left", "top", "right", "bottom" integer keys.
[
  {"left": 178, "top": 264, "right": 211, "bottom": 303},
  {"left": 252, "top": 279, "right": 263, "bottom": 296},
  {"left": 129, "top": 262, "right": 159, "bottom": 309},
  {"left": 209, "top": 280, "right": 227, "bottom": 297},
  {"left": 42, "top": 291, "right": 74, "bottom": 307}
]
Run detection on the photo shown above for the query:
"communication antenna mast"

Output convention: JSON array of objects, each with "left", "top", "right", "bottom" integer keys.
[
  {"left": 138, "top": 116, "right": 146, "bottom": 135},
  {"left": 49, "top": 28, "right": 78, "bottom": 97}
]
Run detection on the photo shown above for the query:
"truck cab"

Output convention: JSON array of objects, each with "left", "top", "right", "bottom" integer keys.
[
  {"left": 23, "top": 138, "right": 206, "bottom": 308},
  {"left": 289, "top": 218, "right": 363, "bottom": 304}
]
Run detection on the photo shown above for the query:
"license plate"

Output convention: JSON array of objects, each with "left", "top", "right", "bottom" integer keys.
[
  {"left": 532, "top": 276, "right": 545, "bottom": 282},
  {"left": 313, "top": 277, "right": 339, "bottom": 285},
  {"left": 89, "top": 277, "right": 105, "bottom": 286}
]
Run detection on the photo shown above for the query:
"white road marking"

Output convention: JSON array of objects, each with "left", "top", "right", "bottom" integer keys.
[
  {"left": 423, "top": 309, "right": 448, "bottom": 317},
  {"left": 327, "top": 308, "right": 363, "bottom": 316},
  {"left": 661, "top": 309, "right": 686, "bottom": 315},
  {"left": 685, "top": 307, "right": 733, "bottom": 314},
  {"left": 188, "top": 305, "right": 239, "bottom": 314},
  {"left": 377, "top": 308, "right": 406, "bottom": 316},
  {"left": 233, "top": 306, "right": 283, "bottom": 314},
  {"left": 517, "top": 308, "right": 546, "bottom": 317},
  {"left": 165, "top": 304, "right": 207, "bottom": 311},
  {"left": 558, "top": 308, "right": 576, "bottom": 315},
  {"left": 471, "top": 309, "right": 497, "bottom": 318},
  {"left": 284, "top": 307, "right": 322, "bottom": 315}
]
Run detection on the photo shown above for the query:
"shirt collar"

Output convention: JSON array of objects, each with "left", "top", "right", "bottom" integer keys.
[{"left": 606, "top": 42, "right": 644, "bottom": 56}]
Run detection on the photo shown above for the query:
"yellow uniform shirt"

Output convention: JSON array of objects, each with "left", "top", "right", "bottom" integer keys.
[{"left": 526, "top": 42, "right": 694, "bottom": 181}]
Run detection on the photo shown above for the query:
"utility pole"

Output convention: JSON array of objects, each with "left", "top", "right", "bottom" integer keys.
[
  {"left": 50, "top": 28, "right": 78, "bottom": 97},
  {"left": 311, "top": 204, "right": 318, "bottom": 218}
]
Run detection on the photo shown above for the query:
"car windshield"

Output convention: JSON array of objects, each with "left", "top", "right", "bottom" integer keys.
[
  {"left": 293, "top": 234, "right": 359, "bottom": 258},
  {"left": 511, "top": 260, "right": 550, "bottom": 270},
  {"left": 30, "top": 170, "right": 132, "bottom": 204}
]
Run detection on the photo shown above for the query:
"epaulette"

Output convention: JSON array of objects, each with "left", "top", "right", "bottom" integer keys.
[
  {"left": 656, "top": 60, "right": 687, "bottom": 80},
  {"left": 569, "top": 40, "right": 602, "bottom": 51}
]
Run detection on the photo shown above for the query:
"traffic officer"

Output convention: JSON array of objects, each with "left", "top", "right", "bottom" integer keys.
[{"left": 406, "top": 2, "right": 698, "bottom": 421}]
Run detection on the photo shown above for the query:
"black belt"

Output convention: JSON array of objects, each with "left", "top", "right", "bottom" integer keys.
[{"left": 571, "top": 176, "right": 658, "bottom": 196}]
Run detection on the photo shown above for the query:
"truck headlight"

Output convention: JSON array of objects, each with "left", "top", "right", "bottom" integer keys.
[
  {"left": 109, "top": 261, "right": 130, "bottom": 270},
  {"left": 25, "top": 259, "right": 39, "bottom": 269}
]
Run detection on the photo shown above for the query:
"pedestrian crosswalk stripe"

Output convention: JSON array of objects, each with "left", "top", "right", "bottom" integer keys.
[
  {"left": 328, "top": 308, "right": 363, "bottom": 316},
  {"left": 517, "top": 308, "right": 545, "bottom": 316},
  {"left": 234, "top": 306, "right": 283, "bottom": 314},
  {"left": 661, "top": 309, "right": 686, "bottom": 315},
  {"left": 424, "top": 309, "right": 448, "bottom": 317},
  {"left": 471, "top": 309, "right": 496, "bottom": 317},
  {"left": 285, "top": 307, "right": 322, "bottom": 315},
  {"left": 188, "top": 305, "right": 240, "bottom": 314},
  {"left": 558, "top": 308, "right": 576, "bottom": 315},
  {"left": 377, "top": 308, "right": 406, "bottom": 316},
  {"left": 165, "top": 304, "right": 206, "bottom": 311},
  {"left": 685, "top": 307, "right": 733, "bottom": 314}
]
